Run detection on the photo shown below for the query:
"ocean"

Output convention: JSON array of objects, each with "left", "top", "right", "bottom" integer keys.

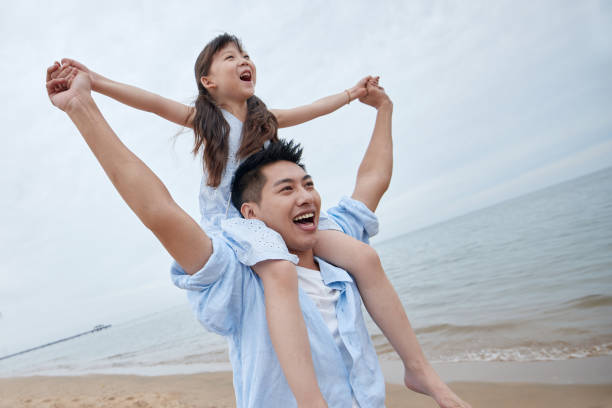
[{"left": 2, "top": 167, "right": 611, "bottom": 377}]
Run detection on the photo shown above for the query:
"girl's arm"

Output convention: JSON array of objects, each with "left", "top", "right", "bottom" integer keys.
[
  {"left": 46, "top": 66, "right": 211, "bottom": 275},
  {"left": 270, "top": 76, "right": 376, "bottom": 128},
  {"left": 59, "top": 58, "right": 195, "bottom": 129}
]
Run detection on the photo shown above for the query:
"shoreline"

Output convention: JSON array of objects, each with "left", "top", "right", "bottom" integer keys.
[
  {"left": 1, "top": 357, "right": 611, "bottom": 407},
  {"left": 383, "top": 355, "right": 612, "bottom": 385}
]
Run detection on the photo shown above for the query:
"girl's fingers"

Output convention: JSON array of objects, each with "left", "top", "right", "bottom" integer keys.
[
  {"left": 55, "top": 66, "right": 73, "bottom": 79},
  {"left": 46, "top": 77, "right": 67, "bottom": 94},
  {"left": 46, "top": 62, "right": 60, "bottom": 81},
  {"left": 61, "top": 58, "right": 79, "bottom": 68}
]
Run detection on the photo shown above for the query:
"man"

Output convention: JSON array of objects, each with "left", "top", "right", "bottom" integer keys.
[{"left": 46, "top": 65, "right": 470, "bottom": 408}]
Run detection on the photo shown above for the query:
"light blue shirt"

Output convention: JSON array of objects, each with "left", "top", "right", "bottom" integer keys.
[{"left": 171, "top": 197, "right": 385, "bottom": 407}]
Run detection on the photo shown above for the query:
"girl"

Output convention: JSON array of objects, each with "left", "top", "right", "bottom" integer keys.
[{"left": 52, "top": 33, "right": 415, "bottom": 407}]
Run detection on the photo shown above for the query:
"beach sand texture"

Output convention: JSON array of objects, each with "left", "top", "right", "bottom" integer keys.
[{"left": 1, "top": 373, "right": 611, "bottom": 408}]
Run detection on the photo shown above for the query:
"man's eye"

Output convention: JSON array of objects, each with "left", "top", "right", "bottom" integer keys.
[
  {"left": 281, "top": 186, "right": 293, "bottom": 192},
  {"left": 305, "top": 181, "right": 314, "bottom": 188}
]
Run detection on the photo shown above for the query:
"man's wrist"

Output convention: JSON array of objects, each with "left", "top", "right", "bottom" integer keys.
[
  {"left": 65, "top": 93, "right": 96, "bottom": 116},
  {"left": 376, "top": 99, "right": 393, "bottom": 112}
]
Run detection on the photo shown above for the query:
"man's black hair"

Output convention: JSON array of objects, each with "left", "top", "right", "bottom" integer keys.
[{"left": 231, "top": 139, "right": 305, "bottom": 211}]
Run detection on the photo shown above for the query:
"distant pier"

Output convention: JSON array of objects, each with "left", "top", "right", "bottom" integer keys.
[{"left": 0, "top": 324, "right": 111, "bottom": 361}]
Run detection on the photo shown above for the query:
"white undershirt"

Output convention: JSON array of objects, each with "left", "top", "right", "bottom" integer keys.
[{"left": 296, "top": 266, "right": 360, "bottom": 408}]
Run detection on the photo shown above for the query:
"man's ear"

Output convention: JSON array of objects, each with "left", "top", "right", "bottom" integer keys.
[
  {"left": 240, "top": 202, "right": 259, "bottom": 219},
  {"left": 200, "top": 76, "right": 216, "bottom": 91}
]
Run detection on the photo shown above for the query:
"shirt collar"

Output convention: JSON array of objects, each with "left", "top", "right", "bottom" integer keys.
[{"left": 315, "top": 257, "right": 354, "bottom": 286}]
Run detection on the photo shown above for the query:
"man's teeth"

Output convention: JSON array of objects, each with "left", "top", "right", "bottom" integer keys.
[{"left": 293, "top": 213, "right": 314, "bottom": 222}]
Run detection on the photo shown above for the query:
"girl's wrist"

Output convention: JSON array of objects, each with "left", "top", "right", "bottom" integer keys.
[
  {"left": 90, "top": 72, "right": 102, "bottom": 92},
  {"left": 344, "top": 88, "right": 353, "bottom": 105}
]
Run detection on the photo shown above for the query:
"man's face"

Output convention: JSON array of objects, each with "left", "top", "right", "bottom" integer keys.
[{"left": 246, "top": 161, "right": 321, "bottom": 254}]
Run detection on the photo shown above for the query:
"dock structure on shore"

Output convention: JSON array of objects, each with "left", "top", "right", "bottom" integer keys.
[{"left": 0, "top": 324, "right": 111, "bottom": 361}]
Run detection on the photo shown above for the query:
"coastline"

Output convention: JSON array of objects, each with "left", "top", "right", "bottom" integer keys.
[{"left": 1, "top": 357, "right": 611, "bottom": 407}]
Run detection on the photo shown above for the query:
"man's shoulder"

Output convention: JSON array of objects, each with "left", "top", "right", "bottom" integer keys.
[
  {"left": 326, "top": 197, "right": 379, "bottom": 242},
  {"left": 171, "top": 233, "right": 244, "bottom": 291}
]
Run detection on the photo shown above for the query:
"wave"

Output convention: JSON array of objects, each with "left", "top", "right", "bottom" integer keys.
[
  {"left": 562, "top": 294, "right": 612, "bottom": 309},
  {"left": 431, "top": 342, "right": 612, "bottom": 363},
  {"left": 413, "top": 321, "right": 520, "bottom": 335},
  {"left": 373, "top": 337, "right": 612, "bottom": 363}
]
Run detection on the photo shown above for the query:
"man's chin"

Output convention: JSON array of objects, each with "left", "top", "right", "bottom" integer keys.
[{"left": 284, "top": 235, "right": 317, "bottom": 254}]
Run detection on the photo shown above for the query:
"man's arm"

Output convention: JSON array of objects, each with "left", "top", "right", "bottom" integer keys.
[
  {"left": 341, "top": 83, "right": 472, "bottom": 408},
  {"left": 46, "top": 66, "right": 211, "bottom": 275},
  {"left": 351, "top": 83, "right": 393, "bottom": 212}
]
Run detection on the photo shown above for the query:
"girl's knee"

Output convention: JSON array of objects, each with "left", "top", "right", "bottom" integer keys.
[{"left": 253, "top": 260, "right": 297, "bottom": 286}]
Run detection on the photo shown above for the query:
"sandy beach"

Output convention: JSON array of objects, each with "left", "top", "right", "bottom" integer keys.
[
  {"left": 2, "top": 358, "right": 611, "bottom": 407},
  {"left": 1, "top": 373, "right": 611, "bottom": 408}
]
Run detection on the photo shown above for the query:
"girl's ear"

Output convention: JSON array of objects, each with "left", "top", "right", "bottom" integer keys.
[
  {"left": 200, "top": 76, "right": 216, "bottom": 91},
  {"left": 240, "top": 202, "right": 258, "bottom": 219}
]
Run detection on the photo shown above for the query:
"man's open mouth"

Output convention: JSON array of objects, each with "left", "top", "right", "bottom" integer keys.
[{"left": 293, "top": 212, "right": 315, "bottom": 225}]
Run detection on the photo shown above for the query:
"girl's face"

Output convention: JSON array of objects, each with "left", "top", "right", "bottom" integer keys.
[{"left": 202, "top": 42, "right": 256, "bottom": 103}]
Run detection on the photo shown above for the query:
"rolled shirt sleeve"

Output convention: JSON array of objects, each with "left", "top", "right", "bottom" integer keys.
[
  {"left": 326, "top": 196, "right": 379, "bottom": 243},
  {"left": 170, "top": 234, "right": 246, "bottom": 336}
]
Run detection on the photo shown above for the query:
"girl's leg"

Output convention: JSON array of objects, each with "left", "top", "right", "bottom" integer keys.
[
  {"left": 314, "top": 230, "right": 437, "bottom": 395},
  {"left": 253, "top": 260, "right": 327, "bottom": 408}
]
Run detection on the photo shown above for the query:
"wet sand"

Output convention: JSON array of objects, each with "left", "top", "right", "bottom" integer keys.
[{"left": 1, "top": 357, "right": 611, "bottom": 407}]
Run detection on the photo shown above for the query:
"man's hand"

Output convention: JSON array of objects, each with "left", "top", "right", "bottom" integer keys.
[
  {"left": 359, "top": 79, "right": 392, "bottom": 110},
  {"left": 46, "top": 63, "right": 91, "bottom": 112}
]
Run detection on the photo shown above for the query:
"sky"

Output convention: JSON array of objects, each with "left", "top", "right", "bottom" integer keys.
[{"left": 0, "top": 0, "right": 611, "bottom": 354}]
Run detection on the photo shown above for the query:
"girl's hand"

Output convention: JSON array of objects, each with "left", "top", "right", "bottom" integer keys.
[
  {"left": 347, "top": 76, "right": 372, "bottom": 101},
  {"left": 359, "top": 80, "right": 392, "bottom": 110},
  {"left": 48, "top": 61, "right": 74, "bottom": 81},
  {"left": 59, "top": 58, "right": 100, "bottom": 90},
  {"left": 404, "top": 368, "right": 472, "bottom": 408},
  {"left": 46, "top": 65, "right": 91, "bottom": 111}
]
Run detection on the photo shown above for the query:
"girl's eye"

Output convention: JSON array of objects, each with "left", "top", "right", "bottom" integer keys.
[
  {"left": 243, "top": 54, "right": 250, "bottom": 60},
  {"left": 225, "top": 55, "right": 234, "bottom": 60}
]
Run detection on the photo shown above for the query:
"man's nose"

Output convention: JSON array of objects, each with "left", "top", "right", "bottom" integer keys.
[{"left": 296, "top": 187, "right": 314, "bottom": 205}]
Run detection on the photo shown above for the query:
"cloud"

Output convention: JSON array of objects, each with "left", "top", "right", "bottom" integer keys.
[{"left": 1, "top": 0, "right": 611, "bottom": 352}]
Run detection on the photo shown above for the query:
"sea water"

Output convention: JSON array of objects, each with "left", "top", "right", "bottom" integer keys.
[{"left": 1, "top": 167, "right": 611, "bottom": 377}]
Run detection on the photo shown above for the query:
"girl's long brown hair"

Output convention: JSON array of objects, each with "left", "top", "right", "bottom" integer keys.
[{"left": 193, "top": 33, "right": 278, "bottom": 187}]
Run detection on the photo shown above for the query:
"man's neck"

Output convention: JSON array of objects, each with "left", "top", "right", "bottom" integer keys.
[{"left": 294, "top": 248, "right": 319, "bottom": 271}]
